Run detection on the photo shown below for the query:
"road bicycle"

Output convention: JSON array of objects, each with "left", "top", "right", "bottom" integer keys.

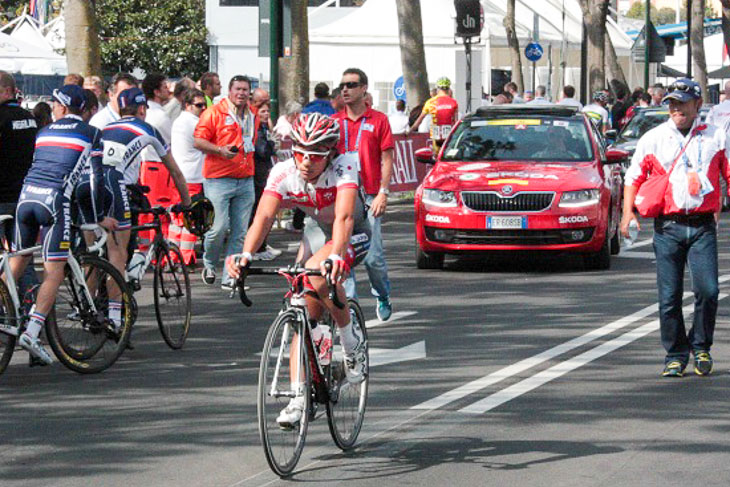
[
  {"left": 127, "top": 194, "right": 191, "bottom": 350},
  {"left": 0, "top": 217, "right": 132, "bottom": 374},
  {"left": 235, "top": 262, "right": 369, "bottom": 477}
]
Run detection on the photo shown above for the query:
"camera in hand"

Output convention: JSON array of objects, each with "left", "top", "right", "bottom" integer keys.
[{"left": 229, "top": 145, "right": 239, "bottom": 154}]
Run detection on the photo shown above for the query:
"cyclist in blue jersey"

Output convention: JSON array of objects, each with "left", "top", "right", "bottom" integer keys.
[
  {"left": 8, "top": 85, "right": 118, "bottom": 364},
  {"left": 76, "top": 87, "right": 190, "bottom": 294}
]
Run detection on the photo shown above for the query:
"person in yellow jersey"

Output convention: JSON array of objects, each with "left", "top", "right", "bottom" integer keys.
[{"left": 409, "top": 77, "right": 459, "bottom": 153}]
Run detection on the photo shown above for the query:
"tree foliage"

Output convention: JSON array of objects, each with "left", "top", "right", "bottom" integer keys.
[
  {"left": 625, "top": 1, "right": 716, "bottom": 25},
  {"left": 95, "top": 0, "right": 208, "bottom": 79},
  {"left": 1, "top": 1, "right": 61, "bottom": 26}
]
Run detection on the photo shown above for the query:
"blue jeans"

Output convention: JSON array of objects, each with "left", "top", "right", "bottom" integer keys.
[
  {"left": 345, "top": 194, "right": 390, "bottom": 300},
  {"left": 653, "top": 218, "right": 718, "bottom": 364},
  {"left": 203, "top": 177, "right": 254, "bottom": 282}
]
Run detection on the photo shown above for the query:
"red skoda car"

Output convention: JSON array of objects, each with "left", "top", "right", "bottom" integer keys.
[{"left": 414, "top": 105, "right": 624, "bottom": 270}]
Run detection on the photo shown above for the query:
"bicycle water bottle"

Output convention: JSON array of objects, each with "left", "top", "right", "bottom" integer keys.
[
  {"left": 127, "top": 252, "right": 146, "bottom": 286},
  {"left": 311, "top": 322, "right": 332, "bottom": 366}
]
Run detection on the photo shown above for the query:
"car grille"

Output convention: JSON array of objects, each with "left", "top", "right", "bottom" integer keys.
[
  {"left": 425, "top": 227, "right": 594, "bottom": 246},
  {"left": 461, "top": 191, "right": 555, "bottom": 212}
]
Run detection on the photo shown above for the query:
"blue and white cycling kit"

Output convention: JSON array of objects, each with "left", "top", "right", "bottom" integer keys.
[
  {"left": 76, "top": 116, "right": 169, "bottom": 229},
  {"left": 15, "top": 115, "right": 104, "bottom": 261}
]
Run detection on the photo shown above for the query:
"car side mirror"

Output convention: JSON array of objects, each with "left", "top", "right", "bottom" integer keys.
[
  {"left": 415, "top": 147, "right": 436, "bottom": 164},
  {"left": 605, "top": 148, "right": 629, "bottom": 165},
  {"left": 604, "top": 129, "right": 617, "bottom": 141}
]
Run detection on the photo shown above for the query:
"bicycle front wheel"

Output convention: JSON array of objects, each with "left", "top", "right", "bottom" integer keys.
[
  {"left": 326, "top": 299, "right": 369, "bottom": 450},
  {"left": 46, "top": 255, "right": 132, "bottom": 374},
  {"left": 154, "top": 243, "right": 191, "bottom": 349},
  {"left": 0, "top": 279, "right": 17, "bottom": 375},
  {"left": 258, "top": 310, "right": 311, "bottom": 477}
]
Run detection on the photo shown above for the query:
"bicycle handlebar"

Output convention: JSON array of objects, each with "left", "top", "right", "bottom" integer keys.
[
  {"left": 233, "top": 260, "right": 345, "bottom": 310},
  {"left": 78, "top": 224, "right": 107, "bottom": 254}
]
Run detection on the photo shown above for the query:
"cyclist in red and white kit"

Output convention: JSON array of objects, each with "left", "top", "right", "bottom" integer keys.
[{"left": 227, "top": 113, "right": 370, "bottom": 426}]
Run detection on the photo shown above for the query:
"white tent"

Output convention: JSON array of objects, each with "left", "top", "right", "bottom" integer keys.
[
  {"left": 0, "top": 31, "right": 67, "bottom": 75},
  {"left": 308, "top": 0, "right": 636, "bottom": 107}
]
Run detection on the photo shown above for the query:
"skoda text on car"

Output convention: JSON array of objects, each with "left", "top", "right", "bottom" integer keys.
[{"left": 414, "top": 105, "right": 624, "bottom": 270}]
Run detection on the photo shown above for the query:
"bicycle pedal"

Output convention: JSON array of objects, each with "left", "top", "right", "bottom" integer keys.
[{"left": 28, "top": 355, "right": 47, "bottom": 367}]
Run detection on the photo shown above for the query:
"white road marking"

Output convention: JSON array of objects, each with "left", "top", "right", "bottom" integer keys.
[
  {"left": 460, "top": 294, "right": 727, "bottom": 414},
  {"left": 370, "top": 340, "right": 426, "bottom": 367},
  {"left": 622, "top": 237, "right": 653, "bottom": 250},
  {"left": 617, "top": 251, "right": 656, "bottom": 259},
  {"left": 367, "top": 310, "right": 418, "bottom": 329}
]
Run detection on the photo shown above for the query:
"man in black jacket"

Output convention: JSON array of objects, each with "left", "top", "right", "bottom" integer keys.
[{"left": 0, "top": 71, "right": 39, "bottom": 293}]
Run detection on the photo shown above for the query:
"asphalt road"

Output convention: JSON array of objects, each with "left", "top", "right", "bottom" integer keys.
[{"left": 2, "top": 201, "right": 730, "bottom": 487}]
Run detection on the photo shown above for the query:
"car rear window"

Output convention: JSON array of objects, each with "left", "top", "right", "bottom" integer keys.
[
  {"left": 619, "top": 110, "right": 668, "bottom": 140},
  {"left": 441, "top": 117, "right": 594, "bottom": 162}
]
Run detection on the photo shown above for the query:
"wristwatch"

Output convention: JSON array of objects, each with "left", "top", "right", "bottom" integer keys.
[{"left": 378, "top": 187, "right": 390, "bottom": 196}]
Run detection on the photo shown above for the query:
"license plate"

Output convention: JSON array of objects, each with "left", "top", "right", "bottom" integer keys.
[{"left": 487, "top": 216, "right": 526, "bottom": 229}]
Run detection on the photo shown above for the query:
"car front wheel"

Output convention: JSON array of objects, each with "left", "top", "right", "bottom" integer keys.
[
  {"left": 416, "top": 245, "right": 444, "bottom": 270},
  {"left": 583, "top": 232, "right": 611, "bottom": 270}
]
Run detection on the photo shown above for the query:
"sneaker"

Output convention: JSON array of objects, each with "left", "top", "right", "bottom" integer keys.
[
  {"left": 276, "top": 396, "right": 305, "bottom": 429},
  {"left": 19, "top": 333, "right": 53, "bottom": 366},
  {"left": 343, "top": 341, "right": 367, "bottom": 384},
  {"left": 221, "top": 279, "right": 234, "bottom": 292},
  {"left": 254, "top": 245, "right": 282, "bottom": 261},
  {"left": 662, "top": 360, "right": 686, "bottom": 377},
  {"left": 201, "top": 267, "right": 215, "bottom": 285},
  {"left": 694, "top": 351, "right": 713, "bottom": 376},
  {"left": 376, "top": 297, "right": 392, "bottom": 322}
]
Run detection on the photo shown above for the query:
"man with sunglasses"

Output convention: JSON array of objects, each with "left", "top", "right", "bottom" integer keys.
[
  {"left": 227, "top": 113, "right": 370, "bottom": 426},
  {"left": 621, "top": 78, "right": 730, "bottom": 378},
  {"left": 333, "top": 67, "right": 395, "bottom": 322}
]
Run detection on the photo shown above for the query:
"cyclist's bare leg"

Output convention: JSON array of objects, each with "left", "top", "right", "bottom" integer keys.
[
  {"left": 304, "top": 243, "right": 350, "bottom": 327},
  {"left": 31, "top": 261, "right": 65, "bottom": 315},
  {"left": 8, "top": 254, "right": 31, "bottom": 283},
  {"left": 104, "top": 229, "right": 130, "bottom": 300}
]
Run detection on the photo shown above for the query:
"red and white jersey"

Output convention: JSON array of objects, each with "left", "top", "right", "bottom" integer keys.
[
  {"left": 263, "top": 152, "right": 366, "bottom": 228},
  {"left": 625, "top": 118, "right": 730, "bottom": 215}
]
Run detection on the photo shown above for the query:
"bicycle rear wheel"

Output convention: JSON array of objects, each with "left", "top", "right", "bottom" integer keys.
[
  {"left": 46, "top": 255, "right": 132, "bottom": 374},
  {"left": 154, "top": 243, "right": 191, "bottom": 349},
  {"left": 326, "top": 299, "right": 369, "bottom": 450},
  {"left": 0, "top": 279, "right": 17, "bottom": 375},
  {"left": 258, "top": 309, "right": 311, "bottom": 477}
]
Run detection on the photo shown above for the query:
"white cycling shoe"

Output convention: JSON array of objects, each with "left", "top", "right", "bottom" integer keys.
[
  {"left": 276, "top": 396, "right": 305, "bottom": 429},
  {"left": 19, "top": 333, "right": 53, "bottom": 365},
  {"left": 343, "top": 342, "right": 367, "bottom": 384}
]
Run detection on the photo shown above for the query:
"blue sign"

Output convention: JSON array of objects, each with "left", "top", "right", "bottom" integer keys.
[
  {"left": 393, "top": 76, "right": 406, "bottom": 101},
  {"left": 525, "top": 42, "right": 543, "bottom": 62}
]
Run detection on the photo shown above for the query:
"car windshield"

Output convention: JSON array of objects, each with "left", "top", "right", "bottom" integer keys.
[
  {"left": 618, "top": 109, "right": 668, "bottom": 141},
  {"left": 441, "top": 116, "right": 593, "bottom": 162}
]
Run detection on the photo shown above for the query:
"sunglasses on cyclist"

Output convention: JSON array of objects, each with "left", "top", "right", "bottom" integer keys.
[
  {"left": 338, "top": 81, "right": 362, "bottom": 90},
  {"left": 293, "top": 147, "right": 331, "bottom": 161}
]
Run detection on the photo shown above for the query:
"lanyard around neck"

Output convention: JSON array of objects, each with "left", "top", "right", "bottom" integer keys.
[{"left": 344, "top": 117, "right": 366, "bottom": 153}]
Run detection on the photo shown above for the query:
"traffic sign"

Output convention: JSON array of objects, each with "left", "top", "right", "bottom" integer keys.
[
  {"left": 393, "top": 76, "right": 406, "bottom": 101},
  {"left": 525, "top": 42, "right": 543, "bottom": 62},
  {"left": 454, "top": 0, "right": 483, "bottom": 38}
]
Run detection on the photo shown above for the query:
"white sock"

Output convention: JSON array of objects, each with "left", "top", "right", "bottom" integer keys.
[
  {"left": 25, "top": 307, "right": 46, "bottom": 339},
  {"left": 109, "top": 300, "right": 122, "bottom": 329},
  {"left": 338, "top": 320, "right": 359, "bottom": 354}
]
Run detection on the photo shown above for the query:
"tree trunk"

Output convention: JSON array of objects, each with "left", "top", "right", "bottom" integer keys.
[
  {"left": 279, "top": 0, "right": 309, "bottom": 112},
  {"left": 722, "top": 0, "right": 730, "bottom": 64},
  {"left": 503, "top": 0, "right": 524, "bottom": 93},
  {"left": 64, "top": 0, "right": 101, "bottom": 77},
  {"left": 579, "top": 0, "right": 609, "bottom": 93},
  {"left": 395, "top": 0, "right": 430, "bottom": 108},
  {"left": 604, "top": 31, "right": 628, "bottom": 95},
  {"left": 691, "top": 0, "right": 708, "bottom": 97}
]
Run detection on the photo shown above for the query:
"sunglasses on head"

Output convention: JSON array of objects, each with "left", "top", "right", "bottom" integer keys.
[
  {"left": 668, "top": 81, "right": 697, "bottom": 95},
  {"left": 339, "top": 81, "right": 362, "bottom": 90}
]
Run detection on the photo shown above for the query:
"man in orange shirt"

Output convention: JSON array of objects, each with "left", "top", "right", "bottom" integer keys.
[{"left": 194, "top": 75, "right": 259, "bottom": 290}]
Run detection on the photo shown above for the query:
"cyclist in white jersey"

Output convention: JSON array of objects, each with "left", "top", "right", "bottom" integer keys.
[{"left": 228, "top": 113, "right": 370, "bottom": 426}]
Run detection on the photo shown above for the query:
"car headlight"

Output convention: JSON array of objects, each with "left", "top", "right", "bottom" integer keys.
[
  {"left": 423, "top": 189, "right": 457, "bottom": 207},
  {"left": 559, "top": 189, "right": 600, "bottom": 208}
]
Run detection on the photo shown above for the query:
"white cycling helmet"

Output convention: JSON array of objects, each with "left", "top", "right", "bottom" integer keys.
[{"left": 290, "top": 113, "right": 340, "bottom": 148}]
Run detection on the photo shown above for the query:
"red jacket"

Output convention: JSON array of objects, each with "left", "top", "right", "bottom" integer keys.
[{"left": 194, "top": 98, "right": 260, "bottom": 179}]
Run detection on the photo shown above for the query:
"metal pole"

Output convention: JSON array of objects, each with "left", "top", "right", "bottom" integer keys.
[
  {"left": 644, "top": 0, "right": 650, "bottom": 90},
  {"left": 686, "top": 0, "right": 692, "bottom": 78},
  {"left": 580, "top": 19, "right": 587, "bottom": 105},
  {"left": 270, "top": 0, "right": 281, "bottom": 120},
  {"left": 465, "top": 37, "right": 472, "bottom": 112}
]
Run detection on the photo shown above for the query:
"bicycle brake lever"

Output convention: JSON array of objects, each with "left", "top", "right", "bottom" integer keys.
[
  {"left": 237, "top": 265, "right": 252, "bottom": 307},
  {"left": 323, "top": 259, "right": 345, "bottom": 310}
]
